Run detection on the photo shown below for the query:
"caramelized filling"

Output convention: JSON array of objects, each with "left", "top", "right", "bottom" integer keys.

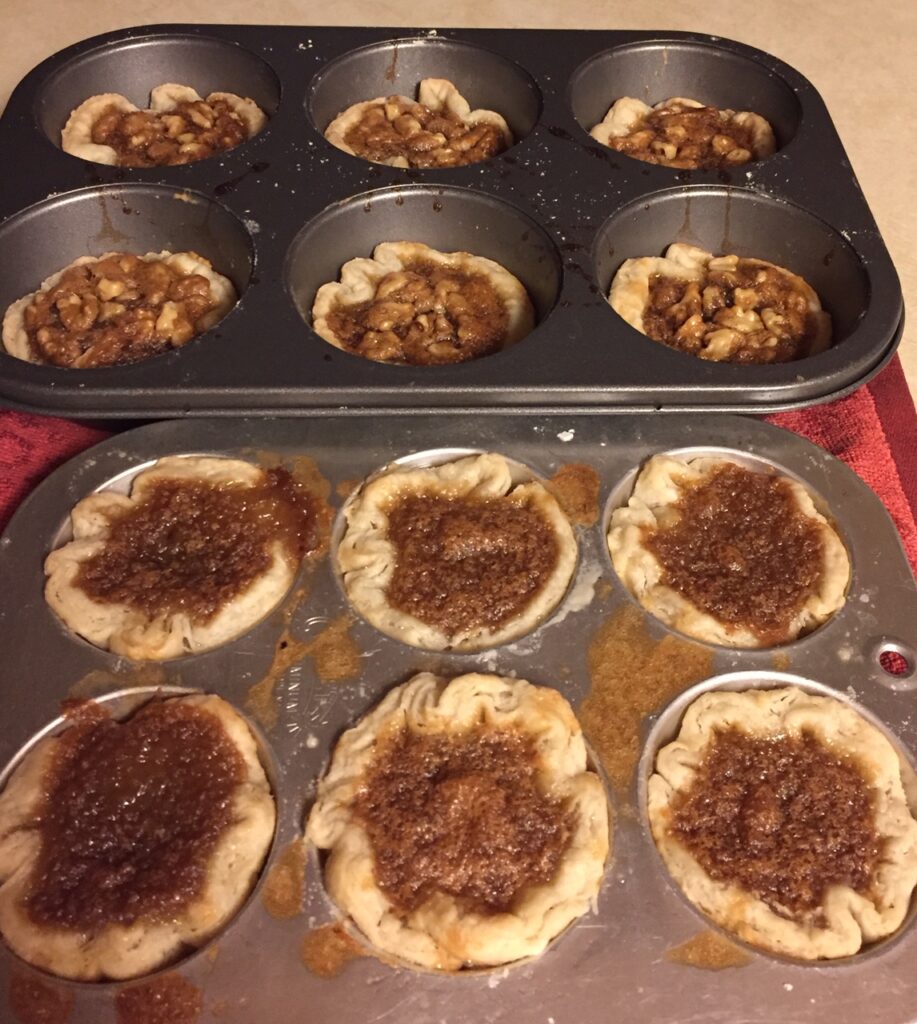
[
  {"left": 643, "top": 463, "right": 825, "bottom": 642},
  {"left": 384, "top": 491, "right": 559, "bottom": 636},
  {"left": 22, "top": 252, "right": 224, "bottom": 369},
  {"left": 326, "top": 259, "right": 510, "bottom": 365},
  {"left": 75, "top": 467, "right": 318, "bottom": 623},
  {"left": 25, "top": 701, "right": 246, "bottom": 930},
  {"left": 669, "top": 727, "right": 881, "bottom": 917},
  {"left": 606, "top": 100, "right": 764, "bottom": 169},
  {"left": 91, "top": 99, "right": 250, "bottom": 167},
  {"left": 343, "top": 96, "right": 506, "bottom": 168},
  {"left": 354, "top": 725, "right": 575, "bottom": 914},
  {"left": 643, "top": 259, "right": 823, "bottom": 364}
]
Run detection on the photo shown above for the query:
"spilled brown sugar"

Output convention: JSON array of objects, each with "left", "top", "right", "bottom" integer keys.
[
  {"left": 114, "top": 974, "right": 202, "bottom": 1024},
  {"left": 579, "top": 605, "right": 713, "bottom": 794},
  {"left": 301, "top": 923, "right": 368, "bottom": 978},
  {"left": 547, "top": 462, "right": 602, "bottom": 526},
  {"left": 665, "top": 930, "right": 752, "bottom": 970},
  {"left": 9, "top": 973, "right": 74, "bottom": 1024},
  {"left": 261, "top": 839, "right": 308, "bottom": 920}
]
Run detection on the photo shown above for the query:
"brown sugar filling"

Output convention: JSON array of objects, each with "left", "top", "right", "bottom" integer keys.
[
  {"left": 343, "top": 96, "right": 506, "bottom": 168},
  {"left": 669, "top": 727, "right": 881, "bottom": 918},
  {"left": 384, "top": 490, "right": 560, "bottom": 636},
  {"left": 23, "top": 252, "right": 225, "bottom": 369},
  {"left": 75, "top": 467, "right": 319, "bottom": 623},
  {"left": 643, "top": 463, "right": 826, "bottom": 643},
  {"left": 25, "top": 700, "right": 246, "bottom": 931},
  {"left": 642, "top": 259, "right": 823, "bottom": 364},
  {"left": 606, "top": 101, "right": 764, "bottom": 169},
  {"left": 353, "top": 725, "right": 576, "bottom": 915},
  {"left": 91, "top": 99, "right": 251, "bottom": 167},
  {"left": 326, "top": 259, "right": 511, "bottom": 365}
]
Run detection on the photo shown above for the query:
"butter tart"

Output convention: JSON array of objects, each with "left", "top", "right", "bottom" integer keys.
[
  {"left": 609, "top": 243, "right": 832, "bottom": 363},
  {"left": 324, "top": 78, "right": 512, "bottom": 168},
  {"left": 0, "top": 694, "right": 275, "bottom": 980},
  {"left": 61, "top": 83, "right": 267, "bottom": 167},
  {"left": 337, "top": 452, "right": 577, "bottom": 650},
  {"left": 2, "top": 250, "right": 237, "bottom": 369},
  {"left": 607, "top": 454, "right": 849, "bottom": 647},
  {"left": 590, "top": 96, "right": 775, "bottom": 170},
  {"left": 648, "top": 686, "right": 917, "bottom": 959},
  {"left": 312, "top": 241, "right": 534, "bottom": 365},
  {"left": 44, "top": 455, "right": 320, "bottom": 660},
  {"left": 307, "top": 671, "right": 609, "bottom": 970}
]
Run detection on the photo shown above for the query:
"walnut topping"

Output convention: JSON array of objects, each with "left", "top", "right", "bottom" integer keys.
[
  {"left": 22, "top": 253, "right": 225, "bottom": 368},
  {"left": 326, "top": 259, "right": 509, "bottom": 365},
  {"left": 343, "top": 96, "right": 506, "bottom": 168},
  {"left": 605, "top": 99, "right": 769, "bottom": 170},
  {"left": 91, "top": 99, "right": 250, "bottom": 167},
  {"left": 643, "top": 257, "right": 827, "bottom": 363}
]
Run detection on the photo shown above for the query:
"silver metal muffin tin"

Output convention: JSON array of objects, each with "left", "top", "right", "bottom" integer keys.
[
  {"left": 0, "top": 24, "right": 904, "bottom": 416},
  {"left": 1, "top": 412, "right": 917, "bottom": 1023}
]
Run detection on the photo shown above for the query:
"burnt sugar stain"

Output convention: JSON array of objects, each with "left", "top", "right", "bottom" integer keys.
[{"left": 214, "top": 161, "right": 270, "bottom": 198}]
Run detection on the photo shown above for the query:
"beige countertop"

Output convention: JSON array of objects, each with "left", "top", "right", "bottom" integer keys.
[{"left": 2, "top": 0, "right": 915, "bottom": 398}]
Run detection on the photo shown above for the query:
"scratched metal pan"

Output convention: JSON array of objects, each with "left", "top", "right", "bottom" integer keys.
[
  {"left": 0, "top": 25, "right": 904, "bottom": 417},
  {"left": 1, "top": 414, "right": 917, "bottom": 1023}
]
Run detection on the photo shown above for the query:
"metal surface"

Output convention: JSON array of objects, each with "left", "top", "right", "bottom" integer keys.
[
  {"left": 0, "top": 25, "right": 904, "bottom": 416},
  {"left": 1, "top": 413, "right": 917, "bottom": 1022}
]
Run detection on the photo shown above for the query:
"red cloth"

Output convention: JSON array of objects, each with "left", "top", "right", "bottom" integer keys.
[{"left": 2, "top": 358, "right": 917, "bottom": 573}]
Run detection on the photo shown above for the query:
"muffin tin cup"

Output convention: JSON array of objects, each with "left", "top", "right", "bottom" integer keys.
[
  {"left": 0, "top": 24, "right": 903, "bottom": 415},
  {"left": 0, "top": 685, "right": 281, "bottom": 989},
  {"left": 636, "top": 670, "right": 917, "bottom": 967},
  {"left": 2, "top": 412, "right": 917, "bottom": 1022}
]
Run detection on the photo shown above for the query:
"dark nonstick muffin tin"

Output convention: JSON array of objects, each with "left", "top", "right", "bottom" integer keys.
[{"left": 0, "top": 24, "right": 903, "bottom": 417}]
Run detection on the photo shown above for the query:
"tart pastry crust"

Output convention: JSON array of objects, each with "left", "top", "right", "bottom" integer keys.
[
  {"left": 609, "top": 243, "right": 831, "bottom": 362},
  {"left": 0, "top": 694, "right": 275, "bottom": 980},
  {"left": 312, "top": 241, "right": 534, "bottom": 363},
  {"left": 590, "top": 96, "right": 775, "bottom": 167},
  {"left": 306, "top": 671, "right": 610, "bottom": 970},
  {"left": 2, "top": 250, "right": 236, "bottom": 367},
  {"left": 607, "top": 454, "right": 849, "bottom": 647},
  {"left": 337, "top": 452, "right": 577, "bottom": 650},
  {"left": 324, "top": 78, "right": 512, "bottom": 168},
  {"left": 61, "top": 83, "right": 266, "bottom": 166},
  {"left": 648, "top": 686, "right": 917, "bottom": 959},
  {"left": 44, "top": 456, "right": 302, "bottom": 660}
]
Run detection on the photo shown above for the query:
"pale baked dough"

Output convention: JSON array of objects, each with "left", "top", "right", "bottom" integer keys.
[
  {"left": 607, "top": 454, "right": 850, "bottom": 647},
  {"left": 324, "top": 78, "right": 512, "bottom": 167},
  {"left": 608, "top": 242, "right": 832, "bottom": 362},
  {"left": 61, "top": 83, "right": 267, "bottom": 165},
  {"left": 0, "top": 693, "right": 275, "bottom": 981},
  {"left": 337, "top": 453, "right": 577, "bottom": 650},
  {"left": 44, "top": 456, "right": 300, "bottom": 660},
  {"left": 648, "top": 686, "right": 917, "bottom": 959},
  {"left": 312, "top": 241, "right": 535, "bottom": 359},
  {"left": 590, "top": 96, "right": 775, "bottom": 162},
  {"left": 2, "top": 250, "right": 237, "bottom": 366},
  {"left": 307, "top": 671, "right": 610, "bottom": 970}
]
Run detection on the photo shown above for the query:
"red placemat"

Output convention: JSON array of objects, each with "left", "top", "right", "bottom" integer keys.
[{"left": 3, "top": 358, "right": 917, "bottom": 574}]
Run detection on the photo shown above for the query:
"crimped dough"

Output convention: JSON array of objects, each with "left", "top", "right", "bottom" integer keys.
[
  {"left": 311, "top": 241, "right": 535, "bottom": 361},
  {"left": 608, "top": 242, "right": 832, "bottom": 362},
  {"left": 0, "top": 694, "right": 275, "bottom": 981},
  {"left": 607, "top": 454, "right": 849, "bottom": 647},
  {"left": 307, "top": 671, "right": 610, "bottom": 970},
  {"left": 61, "top": 83, "right": 267, "bottom": 165},
  {"left": 324, "top": 78, "right": 512, "bottom": 167},
  {"left": 2, "top": 250, "right": 237, "bottom": 366},
  {"left": 589, "top": 96, "right": 775, "bottom": 162},
  {"left": 44, "top": 456, "right": 300, "bottom": 660},
  {"left": 648, "top": 686, "right": 917, "bottom": 959},
  {"left": 337, "top": 453, "right": 577, "bottom": 650}
]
